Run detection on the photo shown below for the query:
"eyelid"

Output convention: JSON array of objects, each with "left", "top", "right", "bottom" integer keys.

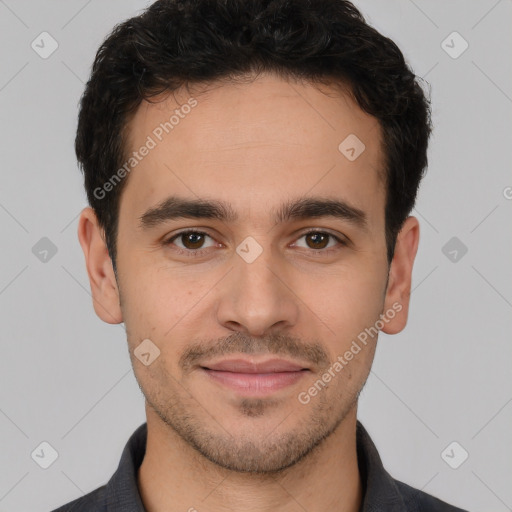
[
  {"left": 165, "top": 228, "right": 218, "bottom": 247},
  {"left": 290, "top": 228, "right": 347, "bottom": 250},
  {"left": 294, "top": 227, "right": 348, "bottom": 242}
]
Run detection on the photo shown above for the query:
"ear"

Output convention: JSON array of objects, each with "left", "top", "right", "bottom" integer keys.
[
  {"left": 77, "top": 207, "right": 123, "bottom": 324},
  {"left": 381, "top": 216, "right": 420, "bottom": 335}
]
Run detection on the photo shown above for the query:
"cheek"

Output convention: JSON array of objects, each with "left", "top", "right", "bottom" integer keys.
[
  {"left": 118, "top": 264, "right": 216, "bottom": 364},
  {"left": 118, "top": 264, "right": 175, "bottom": 346},
  {"left": 317, "top": 265, "right": 387, "bottom": 339}
]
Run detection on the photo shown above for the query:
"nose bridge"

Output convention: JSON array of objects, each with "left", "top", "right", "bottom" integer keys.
[{"left": 216, "top": 239, "right": 299, "bottom": 335}]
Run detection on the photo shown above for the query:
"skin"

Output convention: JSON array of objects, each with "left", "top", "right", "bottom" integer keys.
[{"left": 78, "top": 72, "right": 419, "bottom": 512}]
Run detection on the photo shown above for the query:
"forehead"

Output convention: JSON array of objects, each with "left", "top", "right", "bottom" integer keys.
[{"left": 121, "top": 72, "right": 385, "bottom": 227}]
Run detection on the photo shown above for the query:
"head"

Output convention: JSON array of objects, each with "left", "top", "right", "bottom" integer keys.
[{"left": 77, "top": 0, "right": 431, "bottom": 473}]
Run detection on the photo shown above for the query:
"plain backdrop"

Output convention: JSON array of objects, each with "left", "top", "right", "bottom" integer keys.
[{"left": 0, "top": 1, "right": 511, "bottom": 511}]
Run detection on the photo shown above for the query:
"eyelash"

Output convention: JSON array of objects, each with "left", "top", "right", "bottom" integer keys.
[{"left": 164, "top": 229, "right": 347, "bottom": 257}]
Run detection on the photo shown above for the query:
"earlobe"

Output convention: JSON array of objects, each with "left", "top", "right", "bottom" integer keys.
[
  {"left": 77, "top": 207, "right": 123, "bottom": 324},
  {"left": 381, "top": 216, "right": 420, "bottom": 335}
]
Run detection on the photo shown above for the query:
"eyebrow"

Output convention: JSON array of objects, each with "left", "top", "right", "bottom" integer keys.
[{"left": 138, "top": 195, "right": 368, "bottom": 231}]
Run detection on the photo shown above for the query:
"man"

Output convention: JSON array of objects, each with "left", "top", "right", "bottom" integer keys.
[{"left": 53, "top": 0, "right": 469, "bottom": 510}]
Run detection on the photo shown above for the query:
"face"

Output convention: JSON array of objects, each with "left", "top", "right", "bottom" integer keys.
[{"left": 79, "top": 72, "right": 419, "bottom": 473}]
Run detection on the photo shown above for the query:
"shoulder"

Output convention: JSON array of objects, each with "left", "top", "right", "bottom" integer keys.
[
  {"left": 355, "top": 421, "right": 469, "bottom": 512},
  {"left": 395, "top": 479, "right": 469, "bottom": 512},
  {"left": 50, "top": 484, "right": 107, "bottom": 512},
  {"left": 50, "top": 422, "right": 147, "bottom": 512}
]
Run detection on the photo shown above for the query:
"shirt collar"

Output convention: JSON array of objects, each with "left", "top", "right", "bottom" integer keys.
[
  {"left": 105, "top": 422, "right": 147, "bottom": 511},
  {"left": 356, "top": 421, "right": 408, "bottom": 511},
  {"left": 105, "top": 420, "right": 407, "bottom": 511}
]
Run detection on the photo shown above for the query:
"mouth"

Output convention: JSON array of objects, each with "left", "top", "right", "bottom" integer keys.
[{"left": 199, "top": 357, "right": 311, "bottom": 397}]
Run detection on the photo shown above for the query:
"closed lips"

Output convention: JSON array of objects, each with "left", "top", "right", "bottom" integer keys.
[{"left": 201, "top": 358, "right": 309, "bottom": 373}]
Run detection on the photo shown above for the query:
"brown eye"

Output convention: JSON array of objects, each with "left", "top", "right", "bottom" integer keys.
[
  {"left": 165, "top": 230, "right": 216, "bottom": 253},
  {"left": 293, "top": 231, "right": 345, "bottom": 253},
  {"left": 178, "top": 232, "right": 206, "bottom": 250},
  {"left": 305, "top": 232, "right": 330, "bottom": 249},
  {"left": 183, "top": 232, "right": 205, "bottom": 249}
]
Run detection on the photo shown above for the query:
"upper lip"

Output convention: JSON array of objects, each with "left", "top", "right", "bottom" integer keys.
[{"left": 201, "top": 357, "right": 309, "bottom": 373}]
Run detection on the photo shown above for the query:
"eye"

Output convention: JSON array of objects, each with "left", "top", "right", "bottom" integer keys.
[
  {"left": 293, "top": 230, "right": 345, "bottom": 253},
  {"left": 165, "top": 230, "right": 216, "bottom": 254}
]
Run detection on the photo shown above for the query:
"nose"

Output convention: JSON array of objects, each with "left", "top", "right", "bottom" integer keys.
[{"left": 216, "top": 246, "right": 300, "bottom": 337}]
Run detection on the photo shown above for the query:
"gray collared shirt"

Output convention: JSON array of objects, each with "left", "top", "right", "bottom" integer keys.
[{"left": 52, "top": 421, "right": 469, "bottom": 511}]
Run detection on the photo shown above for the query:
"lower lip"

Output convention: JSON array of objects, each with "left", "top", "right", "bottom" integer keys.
[{"left": 201, "top": 368, "right": 308, "bottom": 396}]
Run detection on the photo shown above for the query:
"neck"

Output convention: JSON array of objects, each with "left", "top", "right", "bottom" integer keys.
[{"left": 137, "top": 403, "right": 363, "bottom": 512}]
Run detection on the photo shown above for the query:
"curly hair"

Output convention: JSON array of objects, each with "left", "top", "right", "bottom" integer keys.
[{"left": 76, "top": 0, "right": 432, "bottom": 271}]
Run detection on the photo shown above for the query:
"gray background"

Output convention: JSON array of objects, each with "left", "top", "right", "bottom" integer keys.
[{"left": 0, "top": 1, "right": 511, "bottom": 511}]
